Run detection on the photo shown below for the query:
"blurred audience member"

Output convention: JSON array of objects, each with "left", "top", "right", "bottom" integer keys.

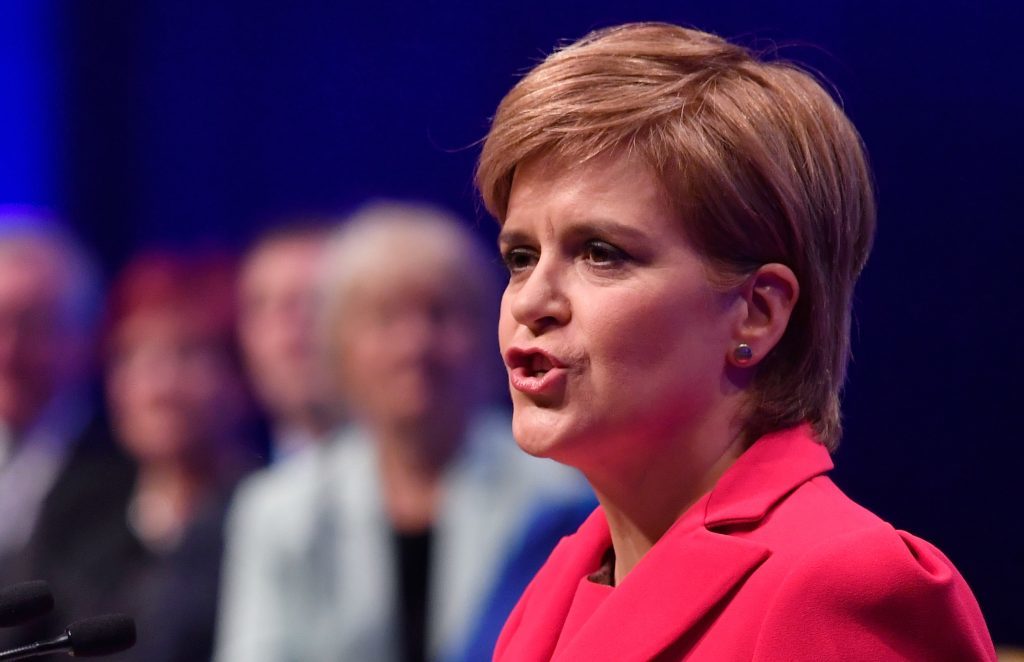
[
  {"left": 215, "top": 202, "right": 594, "bottom": 662},
  {"left": 74, "top": 251, "right": 256, "bottom": 662},
  {"left": 0, "top": 209, "right": 105, "bottom": 562},
  {"left": 238, "top": 225, "right": 335, "bottom": 460},
  {"left": 0, "top": 209, "right": 131, "bottom": 644}
]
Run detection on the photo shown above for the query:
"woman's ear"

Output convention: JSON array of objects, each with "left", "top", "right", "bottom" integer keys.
[{"left": 728, "top": 263, "right": 799, "bottom": 368}]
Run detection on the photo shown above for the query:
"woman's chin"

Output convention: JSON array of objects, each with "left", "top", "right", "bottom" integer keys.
[
  {"left": 510, "top": 411, "right": 581, "bottom": 462},
  {"left": 513, "top": 434, "right": 556, "bottom": 458}
]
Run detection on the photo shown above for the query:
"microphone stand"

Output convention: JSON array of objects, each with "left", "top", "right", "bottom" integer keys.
[{"left": 0, "top": 632, "right": 72, "bottom": 660}]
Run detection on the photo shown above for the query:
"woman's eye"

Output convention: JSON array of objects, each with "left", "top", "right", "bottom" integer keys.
[
  {"left": 582, "top": 240, "right": 627, "bottom": 266},
  {"left": 502, "top": 247, "right": 538, "bottom": 273}
]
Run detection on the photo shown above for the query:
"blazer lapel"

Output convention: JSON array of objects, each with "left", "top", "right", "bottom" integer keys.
[
  {"left": 494, "top": 510, "right": 610, "bottom": 662},
  {"left": 498, "top": 424, "right": 831, "bottom": 661},
  {"left": 553, "top": 426, "right": 829, "bottom": 660},
  {"left": 702, "top": 424, "right": 833, "bottom": 529},
  {"left": 553, "top": 527, "right": 769, "bottom": 662}
]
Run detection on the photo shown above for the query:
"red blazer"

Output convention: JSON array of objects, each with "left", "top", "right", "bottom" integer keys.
[{"left": 494, "top": 425, "right": 996, "bottom": 661}]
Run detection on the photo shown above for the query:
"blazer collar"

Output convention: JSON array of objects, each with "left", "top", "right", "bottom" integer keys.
[
  {"left": 555, "top": 425, "right": 832, "bottom": 661},
  {"left": 704, "top": 423, "right": 833, "bottom": 529},
  {"left": 497, "top": 424, "right": 833, "bottom": 662},
  {"left": 495, "top": 510, "right": 611, "bottom": 662},
  {"left": 552, "top": 526, "right": 770, "bottom": 661}
]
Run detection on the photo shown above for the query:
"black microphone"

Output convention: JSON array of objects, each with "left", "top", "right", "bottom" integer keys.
[
  {"left": 0, "top": 582, "right": 54, "bottom": 628},
  {"left": 0, "top": 614, "right": 136, "bottom": 660}
]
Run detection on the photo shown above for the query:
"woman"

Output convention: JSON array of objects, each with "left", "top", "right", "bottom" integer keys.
[
  {"left": 92, "top": 252, "right": 255, "bottom": 662},
  {"left": 476, "top": 23, "right": 996, "bottom": 661},
  {"left": 215, "top": 203, "right": 594, "bottom": 662}
]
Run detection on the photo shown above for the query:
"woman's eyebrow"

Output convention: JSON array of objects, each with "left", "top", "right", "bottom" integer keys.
[
  {"left": 497, "top": 228, "right": 532, "bottom": 248},
  {"left": 561, "top": 219, "right": 648, "bottom": 243},
  {"left": 499, "top": 219, "right": 648, "bottom": 248}
]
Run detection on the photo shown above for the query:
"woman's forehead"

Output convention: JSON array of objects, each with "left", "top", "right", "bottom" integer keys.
[
  {"left": 503, "top": 154, "right": 675, "bottom": 235},
  {"left": 347, "top": 255, "right": 481, "bottom": 309}
]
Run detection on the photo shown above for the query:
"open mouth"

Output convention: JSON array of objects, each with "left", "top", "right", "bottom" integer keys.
[
  {"left": 525, "top": 352, "right": 554, "bottom": 377},
  {"left": 505, "top": 347, "right": 563, "bottom": 374},
  {"left": 504, "top": 347, "right": 567, "bottom": 396}
]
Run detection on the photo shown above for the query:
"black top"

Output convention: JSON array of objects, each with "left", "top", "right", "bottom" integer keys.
[{"left": 393, "top": 527, "right": 433, "bottom": 662}]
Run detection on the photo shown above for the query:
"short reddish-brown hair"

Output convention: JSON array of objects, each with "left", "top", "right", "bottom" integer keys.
[
  {"left": 476, "top": 23, "right": 876, "bottom": 449},
  {"left": 103, "top": 251, "right": 240, "bottom": 365}
]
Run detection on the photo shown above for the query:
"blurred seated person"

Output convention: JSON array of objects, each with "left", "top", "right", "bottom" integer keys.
[
  {"left": 214, "top": 202, "right": 595, "bottom": 662},
  {"left": 237, "top": 224, "right": 336, "bottom": 461},
  {"left": 0, "top": 209, "right": 129, "bottom": 649},
  {"left": 0, "top": 209, "right": 105, "bottom": 568},
  {"left": 72, "top": 251, "right": 257, "bottom": 662}
]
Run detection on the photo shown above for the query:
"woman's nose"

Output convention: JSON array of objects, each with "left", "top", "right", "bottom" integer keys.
[
  {"left": 391, "top": 309, "right": 434, "bottom": 357},
  {"left": 508, "top": 258, "right": 570, "bottom": 334}
]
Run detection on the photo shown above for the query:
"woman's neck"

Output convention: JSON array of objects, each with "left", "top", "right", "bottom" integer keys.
[
  {"left": 374, "top": 417, "right": 465, "bottom": 533},
  {"left": 584, "top": 410, "right": 747, "bottom": 586},
  {"left": 281, "top": 402, "right": 336, "bottom": 443},
  {"left": 130, "top": 461, "right": 209, "bottom": 552}
]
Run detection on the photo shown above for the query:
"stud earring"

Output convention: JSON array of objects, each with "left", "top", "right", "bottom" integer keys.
[{"left": 733, "top": 343, "right": 754, "bottom": 365}]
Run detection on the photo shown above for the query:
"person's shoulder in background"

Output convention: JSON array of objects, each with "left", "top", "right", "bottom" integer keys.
[
  {"left": 449, "top": 410, "right": 596, "bottom": 662},
  {"left": 221, "top": 424, "right": 368, "bottom": 562}
]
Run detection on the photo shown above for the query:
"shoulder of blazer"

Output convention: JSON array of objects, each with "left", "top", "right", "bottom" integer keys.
[{"left": 752, "top": 522, "right": 997, "bottom": 661}]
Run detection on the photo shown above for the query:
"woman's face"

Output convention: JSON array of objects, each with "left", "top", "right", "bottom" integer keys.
[
  {"left": 335, "top": 262, "right": 484, "bottom": 434},
  {"left": 497, "top": 153, "right": 740, "bottom": 470},
  {"left": 107, "top": 310, "right": 241, "bottom": 466}
]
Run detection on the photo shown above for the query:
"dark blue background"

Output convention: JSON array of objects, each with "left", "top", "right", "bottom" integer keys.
[{"left": 3, "top": 0, "right": 1022, "bottom": 643}]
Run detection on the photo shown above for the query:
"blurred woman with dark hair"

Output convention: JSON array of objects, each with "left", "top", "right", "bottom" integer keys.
[{"left": 77, "top": 251, "right": 256, "bottom": 662}]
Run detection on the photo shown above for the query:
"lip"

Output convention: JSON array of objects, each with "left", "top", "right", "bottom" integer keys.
[{"left": 504, "top": 347, "right": 568, "bottom": 397}]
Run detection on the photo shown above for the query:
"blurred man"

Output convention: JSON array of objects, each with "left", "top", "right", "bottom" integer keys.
[
  {"left": 0, "top": 209, "right": 107, "bottom": 567},
  {"left": 0, "top": 208, "right": 135, "bottom": 648},
  {"left": 237, "top": 225, "right": 335, "bottom": 460}
]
